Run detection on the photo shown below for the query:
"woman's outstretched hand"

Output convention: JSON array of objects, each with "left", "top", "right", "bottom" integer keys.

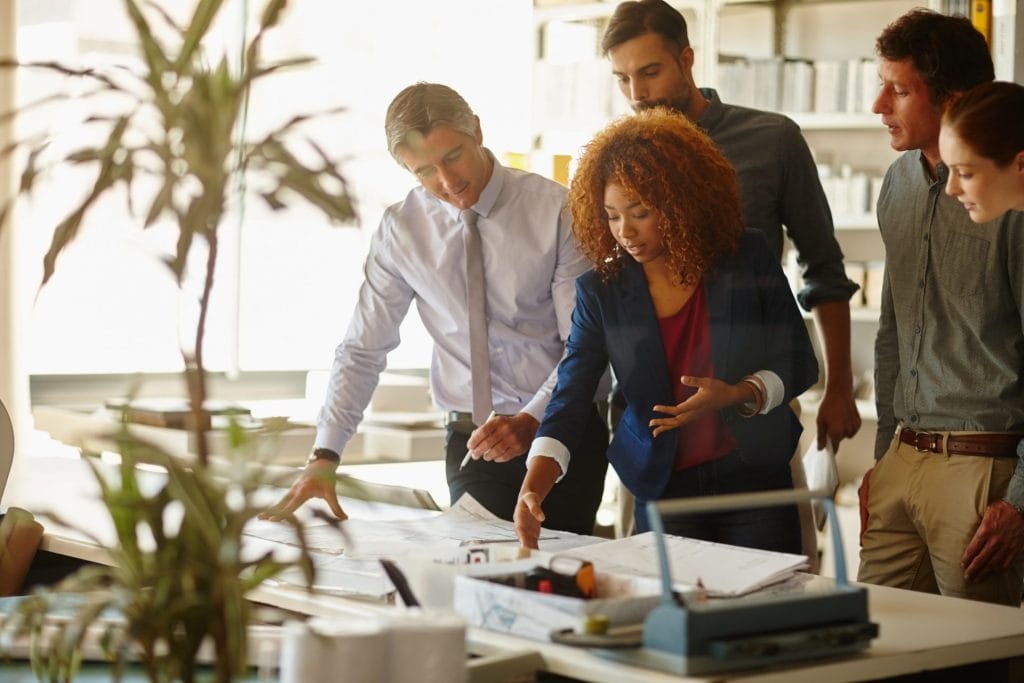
[{"left": 649, "top": 375, "right": 751, "bottom": 437}]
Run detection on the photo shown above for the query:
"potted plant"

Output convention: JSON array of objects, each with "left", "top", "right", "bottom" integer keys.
[{"left": 0, "top": 0, "right": 356, "bottom": 680}]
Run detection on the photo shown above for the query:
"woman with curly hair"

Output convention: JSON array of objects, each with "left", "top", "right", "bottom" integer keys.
[{"left": 514, "top": 108, "right": 818, "bottom": 552}]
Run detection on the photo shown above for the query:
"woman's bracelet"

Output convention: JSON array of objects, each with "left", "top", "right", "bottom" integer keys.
[{"left": 737, "top": 375, "right": 766, "bottom": 418}]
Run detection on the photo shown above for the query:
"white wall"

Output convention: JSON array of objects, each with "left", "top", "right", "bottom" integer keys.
[{"left": 0, "top": 0, "right": 30, "bottom": 446}]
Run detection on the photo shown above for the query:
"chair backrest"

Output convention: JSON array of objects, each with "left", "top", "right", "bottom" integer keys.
[{"left": 0, "top": 399, "right": 14, "bottom": 503}]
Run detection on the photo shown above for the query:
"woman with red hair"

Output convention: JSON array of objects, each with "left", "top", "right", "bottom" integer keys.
[
  {"left": 940, "top": 80, "right": 1024, "bottom": 223},
  {"left": 514, "top": 108, "right": 818, "bottom": 552}
]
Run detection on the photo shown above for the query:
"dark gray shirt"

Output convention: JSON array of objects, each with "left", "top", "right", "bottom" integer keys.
[
  {"left": 698, "top": 88, "right": 858, "bottom": 311},
  {"left": 874, "top": 150, "right": 1024, "bottom": 506}
]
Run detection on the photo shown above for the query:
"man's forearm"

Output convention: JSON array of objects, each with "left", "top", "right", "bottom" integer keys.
[{"left": 812, "top": 299, "right": 854, "bottom": 395}]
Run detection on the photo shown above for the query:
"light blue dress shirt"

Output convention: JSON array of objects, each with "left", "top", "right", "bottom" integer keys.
[{"left": 315, "top": 154, "right": 593, "bottom": 456}]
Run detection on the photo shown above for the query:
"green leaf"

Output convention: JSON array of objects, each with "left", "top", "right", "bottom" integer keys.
[
  {"left": 140, "top": 0, "right": 184, "bottom": 38},
  {"left": 165, "top": 228, "right": 193, "bottom": 282},
  {"left": 0, "top": 92, "right": 75, "bottom": 126},
  {"left": 259, "top": 191, "right": 286, "bottom": 212},
  {"left": 18, "top": 143, "right": 49, "bottom": 194},
  {"left": 176, "top": 0, "right": 225, "bottom": 71},
  {"left": 65, "top": 148, "right": 103, "bottom": 164},
  {"left": 245, "top": 55, "right": 316, "bottom": 85},
  {"left": 259, "top": 0, "right": 289, "bottom": 33},
  {"left": 143, "top": 177, "right": 175, "bottom": 228},
  {"left": 39, "top": 116, "right": 130, "bottom": 286},
  {"left": 121, "top": 0, "right": 170, "bottom": 104}
]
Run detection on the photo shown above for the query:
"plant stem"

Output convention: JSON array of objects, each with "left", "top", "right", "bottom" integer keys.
[{"left": 186, "top": 227, "right": 218, "bottom": 468}]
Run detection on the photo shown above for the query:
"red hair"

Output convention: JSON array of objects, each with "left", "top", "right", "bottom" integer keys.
[{"left": 568, "top": 107, "right": 743, "bottom": 282}]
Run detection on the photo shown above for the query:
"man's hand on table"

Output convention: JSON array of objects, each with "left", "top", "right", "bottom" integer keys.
[{"left": 259, "top": 458, "right": 348, "bottom": 522}]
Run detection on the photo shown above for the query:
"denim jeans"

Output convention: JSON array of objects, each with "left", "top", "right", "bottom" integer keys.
[{"left": 633, "top": 448, "right": 801, "bottom": 554}]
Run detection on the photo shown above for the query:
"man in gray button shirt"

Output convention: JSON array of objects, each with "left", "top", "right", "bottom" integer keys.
[
  {"left": 861, "top": 9, "right": 1024, "bottom": 605},
  {"left": 601, "top": 0, "right": 862, "bottom": 453}
]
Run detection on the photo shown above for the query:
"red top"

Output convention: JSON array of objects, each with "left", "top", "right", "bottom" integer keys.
[{"left": 656, "top": 284, "right": 738, "bottom": 470}]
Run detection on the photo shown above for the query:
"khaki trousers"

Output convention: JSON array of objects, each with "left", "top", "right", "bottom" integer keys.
[{"left": 858, "top": 430, "right": 1024, "bottom": 606}]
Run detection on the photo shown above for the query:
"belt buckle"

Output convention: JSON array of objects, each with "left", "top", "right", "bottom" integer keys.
[
  {"left": 914, "top": 431, "right": 941, "bottom": 453},
  {"left": 444, "top": 411, "right": 473, "bottom": 428}
]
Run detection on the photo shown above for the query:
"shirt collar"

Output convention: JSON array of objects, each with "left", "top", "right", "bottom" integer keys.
[
  {"left": 696, "top": 87, "right": 724, "bottom": 133},
  {"left": 917, "top": 150, "right": 948, "bottom": 187},
  {"left": 443, "top": 148, "right": 504, "bottom": 222}
]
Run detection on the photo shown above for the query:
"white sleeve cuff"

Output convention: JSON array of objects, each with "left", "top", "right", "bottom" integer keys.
[
  {"left": 527, "top": 436, "right": 570, "bottom": 482},
  {"left": 755, "top": 370, "right": 783, "bottom": 414}
]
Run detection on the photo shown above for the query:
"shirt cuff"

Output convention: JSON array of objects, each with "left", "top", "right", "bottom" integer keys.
[
  {"left": 521, "top": 397, "right": 549, "bottom": 424},
  {"left": 797, "top": 278, "right": 861, "bottom": 312},
  {"left": 315, "top": 425, "right": 351, "bottom": 461},
  {"left": 527, "top": 436, "right": 569, "bottom": 482},
  {"left": 754, "top": 370, "right": 783, "bottom": 414}
]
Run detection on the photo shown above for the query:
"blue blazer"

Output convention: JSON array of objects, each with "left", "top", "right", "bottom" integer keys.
[{"left": 539, "top": 230, "right": 819, "bottom": 500}]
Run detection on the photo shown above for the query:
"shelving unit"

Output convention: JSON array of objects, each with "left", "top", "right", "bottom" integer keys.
[
  {"left": 531, "top": 3, "right": 921, "bottom": 351},
  {"left": 530, "top": 0, "right": 960, "bottom": 572}
]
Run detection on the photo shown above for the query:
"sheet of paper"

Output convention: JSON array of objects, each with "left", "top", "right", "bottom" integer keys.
[
  {"left": 242, "top": 494, "right": 597, "bottom": 558},
  {"left": 557, "top": 531, "right": 808, "bottom": 597},
  {"left": 269, "top": 552, "right": 394, "bottom": 601},
  {"left": 245, "top": 495, "right": 606, "bottom": 603},
  {"left": 802, "top": 441, "right": 840, "bottom": 530}
]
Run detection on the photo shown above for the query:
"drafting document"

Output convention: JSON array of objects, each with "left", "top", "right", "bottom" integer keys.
[
  {"left": 243, "top": 494, "right": 600, "bottom": 558},
  {"left": 557, "top": 532, "right": 809, "bottom": 597},
  {"left": 246, "top": 495, "right": 603, "bottom": 602},
  {"left": 267, "top": 553, "right": 395, "bottom": 602}
]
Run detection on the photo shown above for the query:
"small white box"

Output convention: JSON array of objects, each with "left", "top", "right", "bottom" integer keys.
[
  {"left": 361, "top": 426, "right": 445, "bottom": 461},
  {"left": 368, "top": 375, "right": 433, "bottom": 413},
  {"left": 453, "top": 567, "right": 662, "bottom": 642}
]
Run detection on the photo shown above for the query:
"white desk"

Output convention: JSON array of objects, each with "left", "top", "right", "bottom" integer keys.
[
  {"left": 250, "top": 579, "right": 1024, "bottom": 683},
  {"left": 6, "top": 454, "right": 1024, "bottom": 683},
  {"left": 32, "top": 403, "right": 447, "bottom": 468}
]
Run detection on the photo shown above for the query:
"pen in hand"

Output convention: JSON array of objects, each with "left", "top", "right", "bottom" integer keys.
[{"left": 460, "top": 410, "right": 497, "bottom": 469}]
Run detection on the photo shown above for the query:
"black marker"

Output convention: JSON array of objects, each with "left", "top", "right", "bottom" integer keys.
[{"left": 379, "top": 558, "right": 420, "bottom": 607}]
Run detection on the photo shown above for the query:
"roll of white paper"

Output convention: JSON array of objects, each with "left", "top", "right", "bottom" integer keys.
[
  {"left": 379, "top": 610, "right": 467, "bottom": 683},
  {"left": 279, "top": 618, "right": 385, "bottom": 683}
]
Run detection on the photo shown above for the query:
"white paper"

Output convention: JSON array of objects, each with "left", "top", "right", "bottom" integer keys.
[
  {"left": 802, "top": 441, "right": 840, "bottom": 530},
  {"left": 247, "top": 494, "right": 605, "bottom": 602},
  {"left": 556, "top": 531, "right": 808, "bottom": 597},
  {"left": 270, "top": 553, "right": 395, "bottom": 601},
  {"left": 243, "top": 494, "right": 597, "bottom": 557}
]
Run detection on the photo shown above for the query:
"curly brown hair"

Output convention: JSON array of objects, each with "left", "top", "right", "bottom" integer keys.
[{"left": 568, "top": 107, "right": 743, "bottom": 282}]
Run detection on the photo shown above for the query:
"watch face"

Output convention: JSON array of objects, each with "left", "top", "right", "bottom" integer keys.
[{"left": 308, "top": 449, "right": 339, "bottom": 465}]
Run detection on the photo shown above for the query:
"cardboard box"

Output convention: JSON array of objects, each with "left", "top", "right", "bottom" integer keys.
[{"left": 453, "top": 567, "right": 662, "bottom": 642}]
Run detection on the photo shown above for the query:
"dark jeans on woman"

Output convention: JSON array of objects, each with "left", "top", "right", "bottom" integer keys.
[
  {"left": 633, "top": 448, "right": 801, "bottom": 555},
  {"left": 446, "top": 404, "right": 609, "bottom": 536}
]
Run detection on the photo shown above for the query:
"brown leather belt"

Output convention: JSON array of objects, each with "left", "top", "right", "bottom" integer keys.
[{"left": 898, "top": 429, "right": 1022, "bottom": 458}]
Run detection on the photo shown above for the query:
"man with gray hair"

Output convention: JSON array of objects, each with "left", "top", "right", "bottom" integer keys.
[{"left": 263, "top": 82, "right": 609, "bottom": 534}]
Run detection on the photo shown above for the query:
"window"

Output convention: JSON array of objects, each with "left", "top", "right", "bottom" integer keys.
[{"left": 14, "top": 0, "right": 533, "bottom": 384}]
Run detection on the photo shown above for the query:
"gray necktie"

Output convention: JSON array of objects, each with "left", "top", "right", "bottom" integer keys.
[{"left": 462, "top": 209, "right": 492, "bottom": 426}]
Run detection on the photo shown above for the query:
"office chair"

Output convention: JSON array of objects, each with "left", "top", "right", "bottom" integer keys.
[
  {"left": 0, "top": 398, "right": 44, "bottom": 596},
  {"left": 0, "top": 397, "right": 12, "bottom": 501}
]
